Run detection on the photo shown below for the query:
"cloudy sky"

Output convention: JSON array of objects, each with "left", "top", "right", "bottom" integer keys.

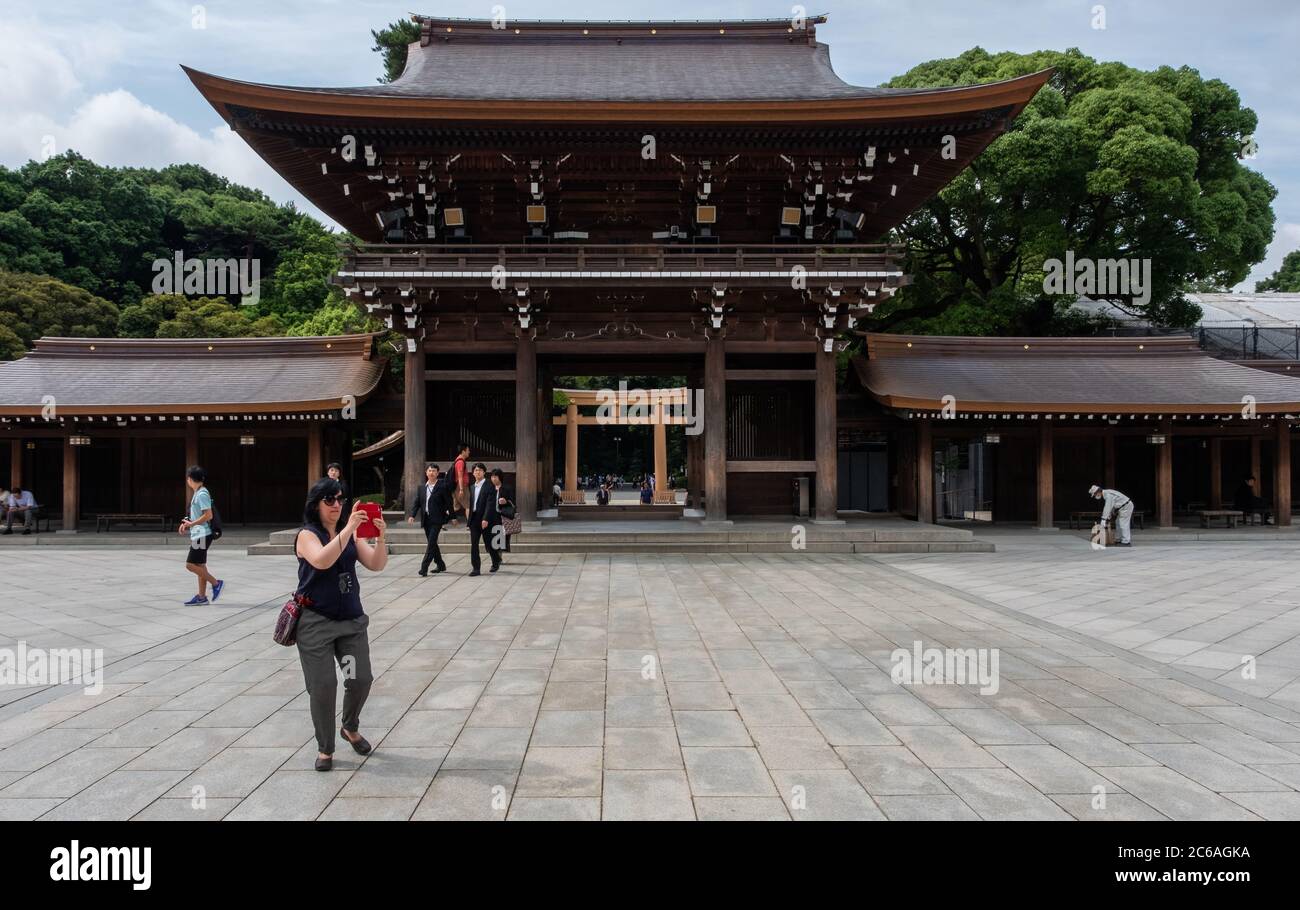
[{"left": 2, "top": 0, "right": 1296, "bottom": 287}]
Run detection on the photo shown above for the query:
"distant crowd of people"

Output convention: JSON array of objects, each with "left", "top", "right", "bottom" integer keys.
[{"left": 551, "top": 472, "right": 667, "bottom": 506}]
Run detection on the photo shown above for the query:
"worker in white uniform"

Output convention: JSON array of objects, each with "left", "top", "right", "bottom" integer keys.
[{"left": 1089, "top": 484, "right": 1133, "bottom": 547}]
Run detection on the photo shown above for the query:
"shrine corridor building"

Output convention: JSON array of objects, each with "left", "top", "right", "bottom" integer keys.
[{"left": 2, "top": 15, "right": 1299, "bottom": 532}]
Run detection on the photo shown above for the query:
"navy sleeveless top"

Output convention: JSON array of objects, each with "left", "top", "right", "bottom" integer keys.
[{"left": 295, "top": 524, "right": 363, "bottom": 620}]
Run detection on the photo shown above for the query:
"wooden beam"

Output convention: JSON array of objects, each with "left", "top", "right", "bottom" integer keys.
[
  {"left": 1037, "top": 419, "right": 1053, "bottom": 529},
  {"left": 1156, "top": 416, "right": 1174, "bottom": 528},
  {"left": 62, "top": 438, "right": 78, "bottom": 532},
  {"left": 653, "top": 405, "right": 668, "bottom": 496},
  {"left": 426, "top": 370, "right": 515, "bottom": 382},
  {"left": 815, "top": 349, "right": 837, "bottom": 521},
  {"left": 1276, "top": 421, "right": 1292, "bottom": 527},
  {"left": 10, "top": 439, "right": 20, "bottom": 489},
  {"left": 515, "top": 333, "right": 538, "bottom": 522},
  {"left": 726, "top": 461, "right": 818, "bottom": 473},
  {"left": 917, "top": 420, "right": 933, "bottom": 524},
  {"left": 403, "top": 350, "right": 426, "bottom": 511},
  {"left": 705, "top": 336, "right": 727, "bottom": 521},
  {"left": 725, "top": 370, "right": 816, "bottom": 381}
]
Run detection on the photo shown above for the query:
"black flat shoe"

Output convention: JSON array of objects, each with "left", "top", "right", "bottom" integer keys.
[
  {"left": 315, "top": 755, "right": 333, "bottom": 772},
  {"left": 468, "top": 571, "right": 481, "bottom": 576},
  {"left": 433, "top": 566, "right": 446, "bottom": 574},
  {"left": 341, "top": 728, "right": 372, "bottom": 755},
  {"left": 489, "top": 564, "right": 500, "bottom": 573}
]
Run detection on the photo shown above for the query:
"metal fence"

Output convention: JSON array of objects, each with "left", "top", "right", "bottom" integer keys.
[{"left": 1196, "top": 327, "right": 1300, "bottom": 361}]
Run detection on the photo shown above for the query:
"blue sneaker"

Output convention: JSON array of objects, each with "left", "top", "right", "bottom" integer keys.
[
  {"left": 184, "top": 595, "right": 209, "bottom": 606},
  {"left": 211, "top": 580, "right": 225, "bottom": 602}
]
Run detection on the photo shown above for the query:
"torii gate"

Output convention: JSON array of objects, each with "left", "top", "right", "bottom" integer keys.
[{"left": 553, "top": 387, "right": 693, "bottom": 504}]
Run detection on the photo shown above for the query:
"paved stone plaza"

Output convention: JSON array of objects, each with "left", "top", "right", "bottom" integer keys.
[{"left": 2, "top": 539, "right": 1300, "bottom": 821}]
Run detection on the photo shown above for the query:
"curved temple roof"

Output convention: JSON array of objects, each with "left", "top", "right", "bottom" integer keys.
[
  {"left": 856, "top": 334, "right": 1300, "bottom": 415},
  {"left": 0, "top": 335, "right": 385, "bottom": 418},
  {"left": 183, "top": 15, "right": 1052, "bottom": 121}
]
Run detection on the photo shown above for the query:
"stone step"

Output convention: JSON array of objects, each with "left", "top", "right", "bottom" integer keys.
[{"left": 247, "top": 539, "right": 993, "bottom": 556}]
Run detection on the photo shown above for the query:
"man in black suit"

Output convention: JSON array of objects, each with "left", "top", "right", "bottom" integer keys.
[
  {"left": 407, "top": 462, "right": 452, "bottom": 575},
  {"left": 466, "top": 462, "right": 501, "bottom": 576}
]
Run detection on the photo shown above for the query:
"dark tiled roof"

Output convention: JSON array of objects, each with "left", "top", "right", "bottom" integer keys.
[
  {"left": 224, "top": 17, "right": 958, "bottom": 105},
  {"left": 856, "top": 334, "right": 1300, "bottom": 414},
  {"left": 331, "top": 39, "right": 904, "bottom": 103},
  {"left": 0, "top": 335, "right": 384, "bottom": 417}
]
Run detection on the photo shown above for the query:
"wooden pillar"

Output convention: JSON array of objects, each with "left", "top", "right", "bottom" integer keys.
[
  {"left": 1209, "top": 437, "right": 1223, "bottom": 509},
  {"left": 62, "top": 437, "right": 79, "bottom": 532},
  {"left": 307, "top": 423, "right": 323, "bottom": 485},
  {"left": 564, "top": 403, "right": 579, "bottom": 494},
  {"left": 1275, "top": 419, "right": 1292, "bottom": 527},
  {"left": 119, "top": 437, "right": 131, "bottom": 513},
  {"left": 1103, "top": 432, "right": 1116, "bottom": 490},
  {"left": 540, "top": 370, "right": 553, "bottom": 502},
  {"left": 653, "top": 404, "right": 668, "bottom": 498},
  {"left": 1251, "top": 435, "right": 1262, "bottom": 489},
  {"left": 1037, "top": 419, "right": 1054, "bottom": 529},
  {"left": 185, "top": 422, "right": 199, "bottom": 509},
  {"left": 687, "top": 369, "right": 704, "bottom": 509},
  {"left": 916, "top": 420, "right": 933, "bottom": 524},
  {"left": 10, "top": 438, "right": 21, "bottom": 489},
  {"left": 1156, "top": 417, "right": 1174, "bottom": 528},
  {"left": 402, "top": 348, "right": 426, "bottom": 511},
  {"left": 515, "top": 333, "right": 538, "bottom": 522},
  {"left": 704, "top": 335, "right": 727, "bottom": 521},
  {"left": 814, "top": 349, "right": 838, "bottom": 521}
]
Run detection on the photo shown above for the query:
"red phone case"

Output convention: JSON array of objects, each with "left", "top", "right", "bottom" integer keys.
[{"left": 356, "top": 503, "right": 381, "bottom": 538}]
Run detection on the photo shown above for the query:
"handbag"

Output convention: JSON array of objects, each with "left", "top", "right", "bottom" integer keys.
[{"left": 273, "top": 592, "right": 312, "bottom": 646}]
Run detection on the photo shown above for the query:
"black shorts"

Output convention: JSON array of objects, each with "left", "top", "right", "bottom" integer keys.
[{"left": 186, "top": 536, "right": 212, "bottom": 565}]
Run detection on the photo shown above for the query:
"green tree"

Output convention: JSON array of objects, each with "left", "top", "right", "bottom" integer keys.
[
  {"left": 1256, "top": 250, "right": 1300, "bottom": 292},
  {"left": 0, "top": 269, "right": 119, "bottom": 359},
  {"left": 286, "top": 297, "right": 376, "bottom": 336},
  {"left": 372, "top": 19, "right": 422, "bottom": 83},
  {"left": 876, "top": 48, "right": 1276, "bottom": 335}
]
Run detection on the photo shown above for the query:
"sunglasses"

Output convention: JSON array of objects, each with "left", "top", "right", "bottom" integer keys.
[{"left": 321, "top": 494, "right": 349, "bottom": 506}]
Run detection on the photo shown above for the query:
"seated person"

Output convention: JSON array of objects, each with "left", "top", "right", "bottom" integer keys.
[
  {"left": 3, "top": 486, "right": 37, "bottom": 535},
  {"left": 1233, "top": 475, "right": 1271, "bottom": 524}
]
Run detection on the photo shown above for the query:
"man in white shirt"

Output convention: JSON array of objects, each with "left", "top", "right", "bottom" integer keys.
[
  {"left": 2, "top": 486, "right": 36, "bottom": 535},
  {"left": 1089, "top": 484, "right": 1134, "bottom": 547},
  {"left": 466, "top": 463, "right": 499, "bottom": 575}
]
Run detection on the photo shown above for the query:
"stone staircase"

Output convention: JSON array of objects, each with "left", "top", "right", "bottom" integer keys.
[{"left": 247, "top": 517, "right": 993, "bottom": 556}]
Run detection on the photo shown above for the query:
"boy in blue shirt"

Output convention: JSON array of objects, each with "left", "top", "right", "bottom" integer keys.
[{"left": 178, "top": 465, "right": 224, "bottom": 605}]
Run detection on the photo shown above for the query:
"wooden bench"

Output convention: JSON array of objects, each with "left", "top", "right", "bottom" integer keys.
[
  {"left": 96, "top": 513, "right": 169, "bottom": 533},
  {"left": 559, "top": 490, "right": 587, "bottom": 504},
  {"left": 1199, "top": 510, "right": 1244, "bottom": 528},
  {"left": 1069, "top": 510, "right": 1146, "bottom": 530}
]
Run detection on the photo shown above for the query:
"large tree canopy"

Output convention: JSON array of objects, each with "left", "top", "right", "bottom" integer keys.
[
  {"left": 1256, "top": 250, "right": 1300, "bottom": 292},
  {"left": 0, "top": 270, "right": 119, "bottom": 359},
  {"left": 875, "top": 47, "right": 1276, "bottom": 335},
  {"left": 0, "top": 152, "right": 387, "bottom": 359}
]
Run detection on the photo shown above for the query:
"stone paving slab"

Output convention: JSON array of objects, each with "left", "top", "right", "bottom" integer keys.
[{"left": 3, "top": 547, "right": 1300, "bottom": 819}]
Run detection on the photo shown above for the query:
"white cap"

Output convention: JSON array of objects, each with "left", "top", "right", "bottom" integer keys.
[{"left": 1088, "top": 485, "right": 1101, "bottom": 495}]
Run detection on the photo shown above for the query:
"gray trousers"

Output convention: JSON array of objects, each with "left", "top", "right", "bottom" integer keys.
[
  {"left": 296, "top": 609, "right": 373, "bottom": 755},
  {"left": 4, "top": 508, "right": 34, "bottom": 530}
]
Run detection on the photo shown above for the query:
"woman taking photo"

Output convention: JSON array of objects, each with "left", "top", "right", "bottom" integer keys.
[{"left": 293, "top": 477, "right": 387, "bottom": 771}]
